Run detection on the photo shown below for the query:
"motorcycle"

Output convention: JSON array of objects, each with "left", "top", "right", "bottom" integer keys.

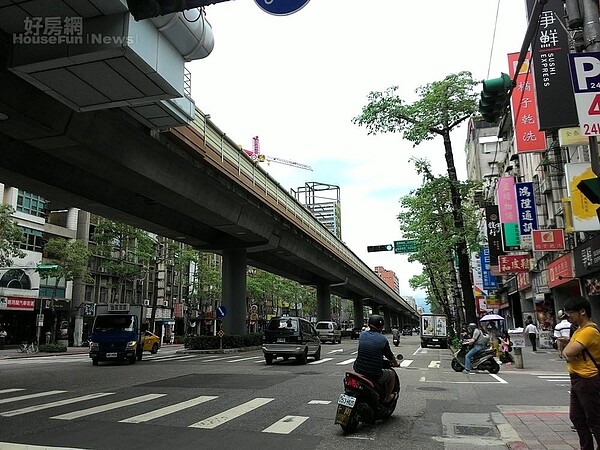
[
  {"left": 392, "top": 336, "right": 400, "bottom": 347},
  {"left": 451, "top": 343, "right": 500, "bottom": 374},
  {"left": 335, "top": 354, "right": 403, "bottom": 433}
]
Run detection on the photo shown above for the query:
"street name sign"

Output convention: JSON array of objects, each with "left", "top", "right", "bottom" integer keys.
[
  {"left": 394, "top": 239, "right": 418, "bottom": 254},
  {"left": 254, "top": 0, "right": 310, "bottom": 15},
  {"left": 568, "top": 52, "right": 600, "bottom": 136}
]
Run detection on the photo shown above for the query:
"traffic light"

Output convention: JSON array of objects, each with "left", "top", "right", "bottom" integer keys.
[
  {"left": 578, "top": 177, "right": 600, "bottom": 204},
  {"left": 367, "top": 244, "right": 393, "bottom": 252},
  {"left": 478, "top": 73, "right": 512, "bottom": 123},
  {"left": 126, "top": 0, "right": 230, "bottom": 21}
]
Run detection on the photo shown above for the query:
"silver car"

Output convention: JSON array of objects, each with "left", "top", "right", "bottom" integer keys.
[
  {"left": 315, "top": 321, "right": 342, "bottom": 344},
  {"left": 262, "top": 317, "right": 321, "bottom": 364}
]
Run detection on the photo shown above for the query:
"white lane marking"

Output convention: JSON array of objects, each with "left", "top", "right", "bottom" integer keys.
[
  {"left": 226, "top": 356, "right": 262, "bottom": 363},
  {"left": 400, "top": 360, "right": 413, "bottom": 368},
  {"left": 350, "top": 350, "right": 358, "bottom": 355},
  {"left": 0, "top": 390, "right": 66, "bottom": 405},
  {"left": 309, "top": 358, "right": 333, "bottom": 365},
  {"left": 0, "top": 443, "right": 85, "bottom": 449},
  {"left": 428, "top": 360, "right": 440, "bottom": 368},
  {"left": 419, "top": 376, "right": 426, "bottom": 382},
  {"left": 328, "top": 349, "right": 343, "bottom": 354},
  {"left": 148, "top": 355, "right": 198, "bottom": 361},
  {"left": 189, "top": 397, "right": 274, "bottom": 429},
  {"left": 201, "top": 356, "right": 243, "bottom": 362},
  {"left": 336, "top": 358, "right": 356, "bottom": 365},
  {"left": 51, "top": 394, "right": 166, "bottom": 420},
  {"left": 1, "top": 393, "right": 115, "bottom": 417},
  {"left": 308, "top": 400, "right": 331, "bottom": 405},
  {"left": 0, "top": 389, "right": 25, "bottom": 394},
  {"left": 490, "top": 374, "right": 507, "bottom": 384},
  {"left": 120, "top": 395, "right": 218, "bottom": 423},
  {"left": 262, "top": 415, "right": 309, "bottom": 434}
]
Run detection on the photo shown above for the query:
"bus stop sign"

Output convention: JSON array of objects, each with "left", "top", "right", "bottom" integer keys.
[{"left": 254, "top": 0, "right": 310, "bottom": 15}]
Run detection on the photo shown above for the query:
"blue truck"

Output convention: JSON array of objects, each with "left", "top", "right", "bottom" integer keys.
[{"left": 89, "top": 303, "right": 146, "bottom": 366}]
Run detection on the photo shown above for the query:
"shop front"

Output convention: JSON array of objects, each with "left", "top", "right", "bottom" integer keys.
[
  {"left": 548, "top": 252, "right": 580, "bottom": 312},
  {"left": 0, "top": 295, "right": 36, "bottom": 345},
  {"left": 573, "top": 234, "right": 600, "bottom": 317}
]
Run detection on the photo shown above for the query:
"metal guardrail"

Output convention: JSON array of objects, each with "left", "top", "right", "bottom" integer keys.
[{"left": 187, "top": 109, "right": 414, "bottom": 313}]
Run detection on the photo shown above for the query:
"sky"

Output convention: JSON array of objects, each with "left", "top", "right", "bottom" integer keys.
[{"left": 187, "top": 0, "right": 530, "bottom": 310}]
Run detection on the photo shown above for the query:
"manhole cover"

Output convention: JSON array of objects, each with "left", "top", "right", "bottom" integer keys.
[
  {"left": 455, "top": 425, "right": 495, "bottom": 437},
  {"left": 416, "top": 386, "right": 447, "bottom": 392}
]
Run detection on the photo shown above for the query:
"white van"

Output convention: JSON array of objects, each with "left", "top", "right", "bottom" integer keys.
[{"left": 315, "top": 321, "right": 342, "bottom": 344}]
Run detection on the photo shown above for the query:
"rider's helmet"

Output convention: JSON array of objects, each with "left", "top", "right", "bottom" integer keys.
[
  {"left": 368, "top": 314, "right": 384, "bottom": 332},
  {"left": 467, "top": 322, "right": 477, "bottom": 330}
]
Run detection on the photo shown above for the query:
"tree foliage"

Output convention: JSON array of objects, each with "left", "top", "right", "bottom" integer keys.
[
  {"left": 353, "top": 71, "right": 479, "bottom": 144},
  {"left": 0, "top": 204, "right": 26, "bottom": 267},
  {"left": 40, "top": 238, "right": 92, "bottom": 289},
  {"left": 354, "top": 71, "right": 481, "bottom": 322}
]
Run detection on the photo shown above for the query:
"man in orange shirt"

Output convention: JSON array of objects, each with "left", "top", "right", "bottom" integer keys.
[{"left": 558, "top": 296, "right": 600, "bottom": 450}]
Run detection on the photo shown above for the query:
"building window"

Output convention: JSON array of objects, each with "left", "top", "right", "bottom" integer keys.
[
  {"left": 0, "top": 269, "right": 32, "bottom": 289},
  {"left": 16, "top": 190, "right": 46, "bottom": 217},
  {"left": 39, "top": 275, "right": 66, "bottom": 298},
  {"left": 17, "top": 227, "right": 44, "bottom": 252}
]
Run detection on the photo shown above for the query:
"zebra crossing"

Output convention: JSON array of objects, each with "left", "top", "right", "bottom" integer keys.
[
  {"left": 534, "top": 373, "right": 571, "bottom": 385},
  {"left": 0, "top": 388, "right": 321, "bottom": 435},
  {"left": 0, "top": 350, "right": 435, "bottom": 369}
]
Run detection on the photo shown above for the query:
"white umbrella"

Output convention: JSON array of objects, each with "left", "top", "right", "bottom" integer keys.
[{"left": 479, "top": 314, "right": 504, "bottom": 322}]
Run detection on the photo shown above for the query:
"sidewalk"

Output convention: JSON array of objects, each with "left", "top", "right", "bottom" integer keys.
[
  {"left": 496, "top": 345, "right": 579, "bottom": 450},
  {"left": 0, "top": 344, "right": 90, "bottom": 359}
]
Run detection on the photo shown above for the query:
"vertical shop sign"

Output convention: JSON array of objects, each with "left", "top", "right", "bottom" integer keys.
[
  {"left": 516, "top": 182, "right": 538, "bottom": 235},
  {"left": 525, "top": 0, "right": 579, "bottom": 129},
  {"left": 485, "top": 205, "right": 505, "bottom": 265},
  {"left": 481, "top": 246, "right": 498, "bottom": 291},
  {"left": 508, "top": 52, "right": 547, "bottom": 152},
  {"left": 497, "top": 177, "right": 518, "bottom": 223}
]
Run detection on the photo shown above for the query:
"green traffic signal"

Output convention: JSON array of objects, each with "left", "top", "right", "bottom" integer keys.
[{"left": 478, "top": 73, "right": 512, "bottom": 123}]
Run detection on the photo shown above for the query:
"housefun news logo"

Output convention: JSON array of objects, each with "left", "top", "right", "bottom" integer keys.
[{"left": 13, "top": 16, "right": 136, "bottom": 45}]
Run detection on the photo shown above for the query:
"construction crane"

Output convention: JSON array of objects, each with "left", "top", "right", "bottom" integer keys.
[{"left": 241, "top": 136, "right": 312, "bottom": 171}]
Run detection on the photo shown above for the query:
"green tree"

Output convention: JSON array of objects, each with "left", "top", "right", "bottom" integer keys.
[
  {"left": 0, "top": 204, "right": 26, "bottom": 267},
  {"left": 399, "top": 159, "right": 481, "bottom": 334},
  {"left": 39, "top": 238, "right": 92, "bottom": 342},
  {"left": 354, "top": 71, "right": 480, "bottom": 322},
  {"left": 93, "top": 219, "right": 154, "bottom": 302}
]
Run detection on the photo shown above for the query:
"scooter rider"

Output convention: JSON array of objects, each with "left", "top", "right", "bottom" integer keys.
[
  {"left": 463, "top": 322, "right": 484, "bottom": 374},
  {"left": 353, "top": 314, "right": 400, "bottom": 402}
]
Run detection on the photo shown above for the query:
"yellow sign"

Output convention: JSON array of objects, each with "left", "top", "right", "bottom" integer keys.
[{"left": 559, "top": 127, "right": 589, "bottom": 146}]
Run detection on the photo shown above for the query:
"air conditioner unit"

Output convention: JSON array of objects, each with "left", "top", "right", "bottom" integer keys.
[
  {"left": 163, "top": 301, "right": 169, "bottom": 307},
  {"left": 143, "top": 299, "right": 150, "bottom": 306}
]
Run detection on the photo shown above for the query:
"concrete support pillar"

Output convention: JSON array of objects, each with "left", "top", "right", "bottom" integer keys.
[
  {"left": 353, "top": 299, "right": 364, "bottom": 329},
  {"left": 316, "top": 283, "right": 331, "bottom": 321},
  {"left": 72, "top": 211, "right": 90, "bottom": 347},
  {"left": 382, "top": 308, "right": 391, "bottom": 333},
  {"left": 221, "top": 248, "right": 247, "bottom": 335}
]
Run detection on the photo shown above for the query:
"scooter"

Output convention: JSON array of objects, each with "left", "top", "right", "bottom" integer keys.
[
  {"left": 451, "top": 343, "right": 500, "bottom": 374},
  {"left": 392, "top": 336, "right": 400, "bottom": 347},
  {"left": 334, "top": 354, "right": 403, "bottom": 433}
]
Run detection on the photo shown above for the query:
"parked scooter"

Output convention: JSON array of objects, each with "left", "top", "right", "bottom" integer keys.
[
  {"left": 334, "top": 354, "right": 403, "bottom": 433},
  {"left": 451, "top": 343, "right": 500, "bottom": 374}
]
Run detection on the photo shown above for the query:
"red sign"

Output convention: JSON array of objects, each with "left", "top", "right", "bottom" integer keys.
[
  {"left": 174, "top": 303, "right": 184, "bottom": 319},
  {"left": 508, "top": 52, "right": 546, "bottom": 152},
  {"left": 0, "top": 297, "right": 36, "bottom": 311},
  {"left": 517, "top": 272, "right": 531, "bottom": 291},
  {"left": 532, "top": 229, "right": 565, "bottom": 251},
  {"left": 498, "top": 254, "right": 531, "bottom": 273},
  {"left": 547, "top": 253, "right": 574, "bottom": 288}
]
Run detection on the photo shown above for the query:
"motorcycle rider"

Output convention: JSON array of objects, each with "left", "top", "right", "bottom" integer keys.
[
  {"left": 353, "top": 314, "right": 400, "bottom": 402},
  {"left": 463, "top": 322, "right": 484, "bottom": 374}
]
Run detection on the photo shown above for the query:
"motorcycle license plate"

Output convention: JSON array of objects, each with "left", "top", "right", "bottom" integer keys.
[
  {"left": 106, "top": 352, "right": 117, "bottom": 358},
  {"left": 337, "top": 393, "right": 356, "bottom": 408}
]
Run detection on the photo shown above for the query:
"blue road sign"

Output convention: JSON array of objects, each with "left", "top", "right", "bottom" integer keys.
[
  {"left": 216, "top": 305, "right": 227, "bottom": 319},
  {"left": 254, "top": 0, "right": 310, "bottom": 15}
]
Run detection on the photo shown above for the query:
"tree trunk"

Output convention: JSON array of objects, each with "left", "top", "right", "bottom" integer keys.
[{"left": 442, "top": 131, "right": 476, "bottom": 323}]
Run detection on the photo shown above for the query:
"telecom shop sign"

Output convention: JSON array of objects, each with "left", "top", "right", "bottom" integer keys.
[
  {"left": 254, "top": 0, "right": 310, "bottom": 15},
  {"left": 568, "top": 52, "right": 600, "bottom": 136}
]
